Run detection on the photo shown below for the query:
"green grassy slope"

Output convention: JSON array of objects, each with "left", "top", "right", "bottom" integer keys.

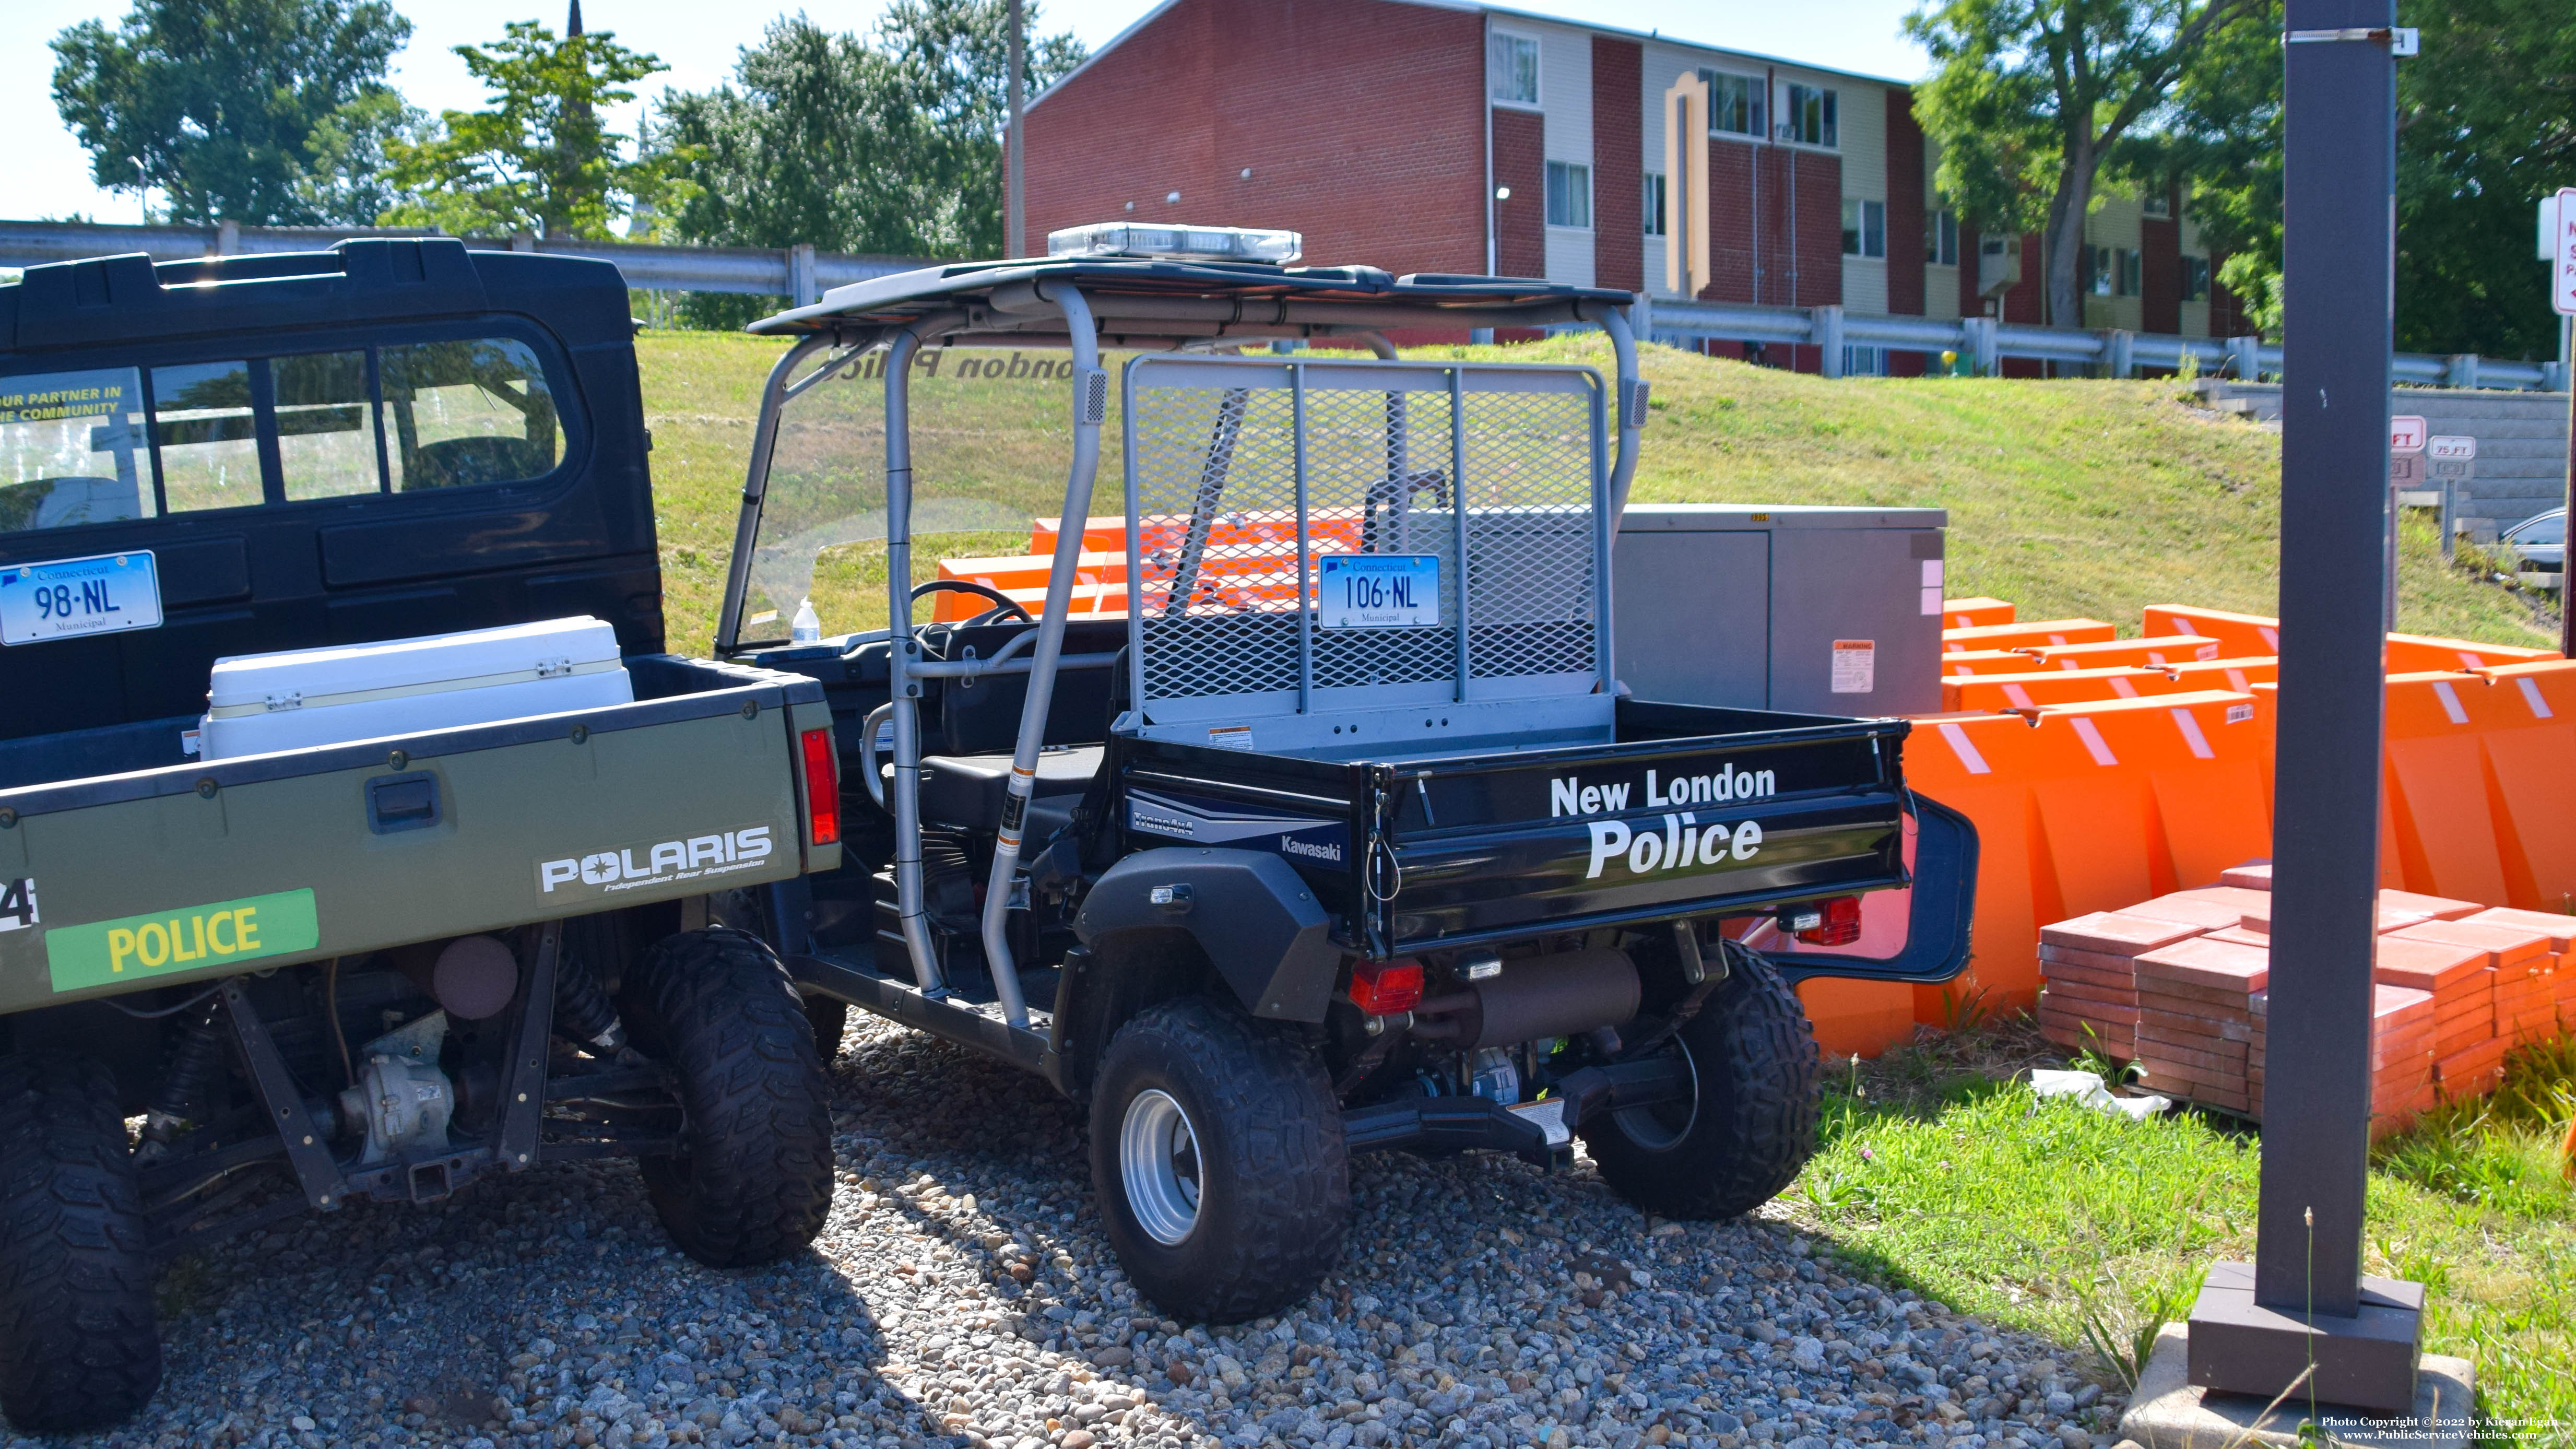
[{"left": 635, "top": 329, "right": 2560, "bottom": 657}]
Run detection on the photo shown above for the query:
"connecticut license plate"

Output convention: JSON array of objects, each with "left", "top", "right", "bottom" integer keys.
[
  {"left": 0, "top": 550, "right": 162, "bottom": 646},
  {"left": 1318, "top": 553, "right": 1439, "bottom": 629}
]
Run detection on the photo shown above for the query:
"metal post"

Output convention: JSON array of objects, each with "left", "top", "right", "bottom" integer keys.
[
  {"left": 1814, "top": 305, "right": 1845, "bottom": 379},
  {"left": 1006, "top": 0, "right": 1026, "bottom": 258},
  {"left": 2185, "top": 0, "right": 2426, "bottom": 1415}
]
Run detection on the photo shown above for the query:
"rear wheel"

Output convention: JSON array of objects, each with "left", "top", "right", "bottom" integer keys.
[
  {"left": 0, "top": 1053, "right": 161, "bottom": 1432},
  {"left": 1580, "top": 947, "right": 1820, "bottom": 1219},
  {"left": 1089, "top": 998, "right": 1347, "bottom": 1323},
  {"left": 621, "top": 928, "right": 835, "bottom": 1266}
]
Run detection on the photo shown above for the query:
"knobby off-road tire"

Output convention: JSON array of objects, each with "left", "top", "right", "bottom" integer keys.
[
  {"left": 0, "top": 1053, "right": 161, "bottom": 1432},
  {"left": 1089, "top": 997, "right": 1348, "bottom": 1323},
  {"left": 620, "top": 928, "right": 835, "bottom": 1267},
  {"left": 1580, "top": 947, "right": 1821, "bottom": 1220}
]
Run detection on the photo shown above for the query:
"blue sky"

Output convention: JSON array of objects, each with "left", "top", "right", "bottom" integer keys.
[{"left": 6, "top": 0, "right": 1930, "bottom": 225}]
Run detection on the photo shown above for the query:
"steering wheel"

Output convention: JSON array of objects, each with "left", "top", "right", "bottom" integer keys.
[{"left": 910, "top": 578, "right": 1033, "bottom": 626}]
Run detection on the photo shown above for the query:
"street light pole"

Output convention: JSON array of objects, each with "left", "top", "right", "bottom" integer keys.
[
  {"left": 2181, "top": 0, "right": 2428, "bottom": 1417},
  {"left": 1006, "top": 0, "right": 1026, "bottom": 258}
]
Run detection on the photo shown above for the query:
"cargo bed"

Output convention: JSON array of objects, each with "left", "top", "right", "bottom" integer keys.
[{"left": 0, "top": 656, "right": 839, "bottom": 1014}]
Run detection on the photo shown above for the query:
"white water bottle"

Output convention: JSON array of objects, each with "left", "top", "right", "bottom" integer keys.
[{"left": 791, "top": 597, "right": 822, "bottom": 644}]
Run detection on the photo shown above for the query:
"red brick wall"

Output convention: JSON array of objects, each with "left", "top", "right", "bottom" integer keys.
[
  {"left": 1883, "top": 94, "right": 1926, "bottom": 318},
  {"left": 2141, "top": 200, "right": 2182, "bottom": 339},
  {"left": 2208, "top": 251, "right": 2252, "bottom": 338},
  {"left": 1492, "top": 108, "right": 1546, "bottom": 279},
  {"left": 1021, "top": 0, "right": 1486, "bottom": 275},
  {"left": 1592, "top": 38, "right": 1643, "bottom": 292}
]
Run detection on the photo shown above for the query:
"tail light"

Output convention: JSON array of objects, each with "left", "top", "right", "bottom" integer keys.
[
  {"left": 1348, "top": 959, "right": 1424, "bottom": 1016},
  {"left": 1793, "top": 896, "right": 1863, "bottom": 947},
  {"left": 799, "top": 727, "right": 841, "bottom": 847}
]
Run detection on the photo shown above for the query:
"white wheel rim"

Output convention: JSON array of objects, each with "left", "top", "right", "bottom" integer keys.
[
  {"left": 1119, "top": 1088, "right": 1203, "bottom": 1246},
  {"left": 1613, "top": 1035, "right": 1700, "bottom": 1150}
]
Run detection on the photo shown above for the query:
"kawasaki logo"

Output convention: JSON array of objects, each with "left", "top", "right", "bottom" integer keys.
[
  {"left": 1585, "top": 812, "right": 1762, "bottom": 880},
  {"left": 1280, "top": 835, "right": 1344, "bottom": 863},
  {"left": 1551, "top": 763, "right": 1776, "bottom": 818},
  {"left": 539, "top": 826, "right": 774, "bottom": 896}
]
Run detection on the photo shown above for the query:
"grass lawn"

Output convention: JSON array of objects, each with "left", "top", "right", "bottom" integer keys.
[
  {"left": 634, "top": 326, "right": 2572, "bottom": 1429},
  {"left": 633, "top": 328, "right": 2562, "bottom": 657},
  {"left": 1783, "top": 1023, "right": 2574, "bottom": 1437}
]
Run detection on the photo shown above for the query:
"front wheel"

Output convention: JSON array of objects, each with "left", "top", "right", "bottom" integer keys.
[
  {"left": 1089, "top": 998, "right": 1348, "bottom": 1323},
  {"left": 1580, "top": 946, "right": 1821, "bottom": 1219},
  {"left": 620, "top": 928, "right": 835, "bottom": 1267},
  {"left": 0, "top": 1053, "right": 162, "bottom": 1432}
]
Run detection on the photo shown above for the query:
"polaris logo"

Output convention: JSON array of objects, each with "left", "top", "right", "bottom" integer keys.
[
  {"left": 538, "top": 826, "right": 774, "bottom": 896},
  {"left": 1280, "top": 834, "right": 1344, "bottom": 863},
  {"left": 1551, "top": 763, "right": 1776, "bottom": 818},
  {"left": 1585, "top": 812, "right": 1762, "bottom": 880}
]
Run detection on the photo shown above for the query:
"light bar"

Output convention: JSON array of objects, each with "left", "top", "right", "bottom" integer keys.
[{"left": 1046, "top": 222, "right": 1303, "bottom": 264}]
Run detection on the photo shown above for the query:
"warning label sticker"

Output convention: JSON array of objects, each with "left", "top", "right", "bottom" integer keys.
[{"left": 1831, "top": 639, "right": 1876, "bottom": 694}]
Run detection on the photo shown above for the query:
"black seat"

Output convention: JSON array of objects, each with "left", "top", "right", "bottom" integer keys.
[{"left": 915, "top": 745, "right": 1104, "bottom": 836}]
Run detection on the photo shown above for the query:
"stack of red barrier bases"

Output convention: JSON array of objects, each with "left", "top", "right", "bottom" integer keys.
[
  {"left": 2365, "top": 984, "right": 2439, "bottom": 1130},
  {"left": 2128, "top": 936, "right": 2270, "bottom": 1112},
  {"left": 2120, "top": 886, "right": 2276, "bottom": 934},
  {"left": 2035, "top": 913, "right": 2204, "bottom": 1058},
  {"left": 2387, "top": 918, "right": 2554, "bottom": 1098},
  {"left": 2463, "top": 907, "right": 2576, "bottom": 1035}
]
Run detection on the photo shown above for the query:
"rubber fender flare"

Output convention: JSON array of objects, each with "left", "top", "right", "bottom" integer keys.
[{"left": 1074, "top": 848, "right": 1341, "bottom": 1022}]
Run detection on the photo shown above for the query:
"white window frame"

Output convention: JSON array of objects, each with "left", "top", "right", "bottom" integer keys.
[
  {"left": 2143, "top": 192, "right": 2172, "bottom": 219},
  {"left": 1782, "top": 82, "right": 1838, "bottom": 149},
  {"left": 1842, "top": 198, "right": 1885, "bottom": 260},
  {"left": 1545, "top": 160, "right": 1592, "bottom": 231},
  {"left": 2117, "top": 248, "right": 2143, "bottom": 298},
  {"left": 1697, "top": 69, "right": 1766, "bottom": 140},
  {"left": 2182, "top": 255, "right": 2212, "bottom": 302},
  {"left": 1928, "top": 208, "right": 1959, "bottom": 266},
  {"left": 1488, "top": 30, "right": 1540, "bottom": 109},
  {"left": 1643, "top": 171, "right": 1667, "bottom": 237}
]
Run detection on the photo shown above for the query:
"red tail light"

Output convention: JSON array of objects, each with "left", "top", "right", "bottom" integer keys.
[
  {"left": 799, "top": 727, "right": 841, "bottom": 847},
  {"left": 1795, "top": 896, "right": 1863, "bottom": 947},
  {"left": 1348, "top": 959, "right": 1424, "bottom": 1016}
]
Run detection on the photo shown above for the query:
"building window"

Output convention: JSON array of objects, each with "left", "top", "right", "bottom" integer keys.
[
  {"left": 1697, "top": 69, "right": 1765, "bottom": 138},
  {"left": 1927, "top": 208, "right": 1959, "bottom": 266},
  {"left": 2083, "top": 245, "right": 2113, "bottom": 296},
  {"left": 1783, "top": 83, "right": 1836, "bottom": 147},
  {"left": 1842, "top": 345, "right": 1888, "bottom": 378},
  {"left": 1488, "top": 32, "right": 1539, "bottom": 107},
  {"left": 1644, "top": 172, "right": 1667, "bottom": 236},
  {"left": 2143, "top": 192, "right": 2172, "bottom": 219},
  {"left": 2117, "top": 248, "right": 2142, "bottom": 297},
  {"left": 1545, "top": 161, "right": 1591, "bottom": 229},
  {"left": 1841, "top": 198, "right": 1885, "bottom": 259},
  {"left": 2182, "top": 255, "right": 2212, "bottom": 301}
]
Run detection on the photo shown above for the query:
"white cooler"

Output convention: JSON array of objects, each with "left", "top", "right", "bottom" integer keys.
[{"left": 198, "top": 617, "right": 633, "bottom": 760}]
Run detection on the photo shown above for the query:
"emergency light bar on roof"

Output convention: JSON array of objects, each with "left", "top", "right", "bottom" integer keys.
[{"left": 1046, "top": 222, "right": 1302, "bottom": 264}]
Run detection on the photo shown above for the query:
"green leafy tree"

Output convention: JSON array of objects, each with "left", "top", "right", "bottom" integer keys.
[
  {"left": 50, "top": 0, "right": 415, "bottom": 225},
  {"left": 657, "top": 2, "right": 1083, "bottom": 326},
  {"left": 2154, "top": 0, "right": 2282, "bottom": 334},
  {"left": 1907, "top": 0, "right": 2263, "bottom": 332},
  {"left": 383, "top": 21, "right": 676, "bottom": 240}
]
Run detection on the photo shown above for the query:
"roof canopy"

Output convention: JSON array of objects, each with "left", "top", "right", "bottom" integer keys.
[{"left": 746, "top": 256, "right": 1635, "bottom": 350}]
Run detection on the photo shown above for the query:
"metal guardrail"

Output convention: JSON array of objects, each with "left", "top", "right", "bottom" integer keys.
[
  {"left": 0, "top": 218, "right": 930, "bottom": 306},
  {"left": 1637, "top": 296, "right": 2571, "bottom": 392},
  {"left": 3, "top": 219, "right": 2565, "bottom": 390}
]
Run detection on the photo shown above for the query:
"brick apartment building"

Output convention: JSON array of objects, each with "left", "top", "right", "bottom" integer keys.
[{"left": 1021, "top": 0, "right": 2252, "bottom": 375}]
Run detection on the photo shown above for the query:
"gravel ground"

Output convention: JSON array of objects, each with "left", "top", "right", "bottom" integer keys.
[{"left": 14, "top": 1014, "right": 2130, "bottom": 1449}]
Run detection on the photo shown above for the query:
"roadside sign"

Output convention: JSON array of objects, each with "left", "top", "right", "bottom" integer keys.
[
  {"left": 2388, "top": 453, "right": 2425, "bottom": 486},
  {"left": 2555, "top": 188, "right": 2576, "bottom": 315},
  {"left": 2429, "top": 459, "right": 2472, "bottom": 479},
  {"left": 2390, "top": 416, "right": 2427, "bottom": 453},
  {"left": 2426, "top": 435, "right": 2476, "bottom": 461}
]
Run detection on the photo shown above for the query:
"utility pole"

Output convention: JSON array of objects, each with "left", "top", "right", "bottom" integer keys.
[
  {"left": 2182, "top": 0, "right": 2427, "bottom": 1416},
  {"left": 1006, "top": 0, "right": 1026, "bottom": 258}
]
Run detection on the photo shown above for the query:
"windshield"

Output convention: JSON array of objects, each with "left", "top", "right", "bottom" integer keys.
[
  {"left": 2504, "top": 510, "right": 2563, "bottom": 547},
  {"left": 735, "top": 345, "right": 1128, "bottom": 647}
]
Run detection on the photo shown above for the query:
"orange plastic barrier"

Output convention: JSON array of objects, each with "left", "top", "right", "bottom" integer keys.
[
  {"left": 2383, "top": 671, "right": 2525, "bottom": 909},
  {"left": 1900, "top": 688, "right": 2270, "bottom": 1024},
  {"left": 1031, "top": 510, "right": 1366, "bottom": 556},
  {"left": 2143, "top": 604, "right": 2280, "bottom": 657},
  {"left": 1942, "top": 650, "right": 2057, "bottom": 677},
  {"left": 2460, "top": 661, "right": 2576, "bottom": 911},
  {"left": 1942, "top": 597, "right": 2017, "bottom": 630},
  {"left": 1941, "top": 667, "right": 2171, "bottom": 713},
  {"left": 1943, "top": 618, "right": 2117, "bottom": 653},
  {"left": 2385, "top": 632, "right": 2561, "bottom": 673},
  {"left": 2165, "top": 656, "right": 2278, "bottom": 694},
  {"left": 2023, "top": 635, "right": 2226, "bottom": 670}
]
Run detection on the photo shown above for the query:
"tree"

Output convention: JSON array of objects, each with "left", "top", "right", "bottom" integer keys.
[
  {"left": 383, "top": 21, "right": 676, "bottom": 240},
  {"left": 1907, "top": 0, "right": 2263, "bottom": 333},
  {"left": 50, "top": 0, "right": 415, "bottom": 226},
  {"left": 656, "top": 1, "right": 1084, "bottom": 325}
]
